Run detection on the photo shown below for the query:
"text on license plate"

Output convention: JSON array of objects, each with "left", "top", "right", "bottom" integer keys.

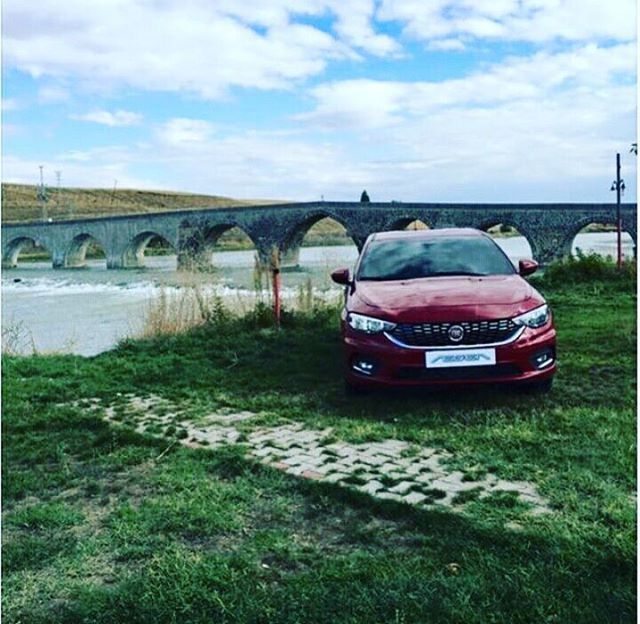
[{"left": 425, "top": 348, "right": 496, "bottom": 368}]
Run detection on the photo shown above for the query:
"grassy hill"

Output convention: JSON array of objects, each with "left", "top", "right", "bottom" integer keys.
[
  {"left": 1, "top": 183, "right": 275, "bottom": 223},
  {"left": 1, "top": 183, "right": 354, "bottom": 250}
]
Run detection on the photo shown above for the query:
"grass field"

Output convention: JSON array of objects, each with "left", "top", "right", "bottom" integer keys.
[{"left": 2, "top": 259, "right": 636, "bottom": 623}]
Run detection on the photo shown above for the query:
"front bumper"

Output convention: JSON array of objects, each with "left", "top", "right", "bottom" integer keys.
[{"left": 343, "top": 323, "right": 557, "bottom": 388}]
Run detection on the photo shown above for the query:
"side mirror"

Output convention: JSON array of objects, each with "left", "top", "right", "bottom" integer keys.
[
  {"left": 331, "top": 267, "right": 351, "bottom": 285},
  {"left": 519, "top": 259, "right": 538, "bottom": 276}
]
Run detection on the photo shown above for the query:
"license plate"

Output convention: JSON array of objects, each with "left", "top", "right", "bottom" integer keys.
[{"left": 425, "top": 348, "right": 496, "bottom": 368}]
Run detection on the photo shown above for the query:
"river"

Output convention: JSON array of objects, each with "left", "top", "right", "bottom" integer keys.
[{"left": 2, "top": 232, "right": 634, "bottom": 356}]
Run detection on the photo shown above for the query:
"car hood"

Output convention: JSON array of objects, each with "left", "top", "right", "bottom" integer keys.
[{"left": 351, "top": 274, "right": 543, "bottom": 323}]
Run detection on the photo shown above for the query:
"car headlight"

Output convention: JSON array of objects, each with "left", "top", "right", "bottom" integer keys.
[
  {"left": 347, "top": 312, "right": 397, "bottom": 334},
  {"left": 513, "top": 304, "right": 550, "bottom": 329}
]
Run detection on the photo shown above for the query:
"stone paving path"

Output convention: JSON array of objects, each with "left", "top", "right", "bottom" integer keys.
[{"left": 91, "top": 394, "right": 551, "bottom": 516}]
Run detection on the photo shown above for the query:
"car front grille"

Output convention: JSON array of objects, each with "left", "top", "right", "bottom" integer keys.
[{"left": 388, "top": 318, "right": 520, "bottom": 347}]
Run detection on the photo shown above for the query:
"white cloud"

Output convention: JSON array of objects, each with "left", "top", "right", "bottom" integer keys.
[
  {"left": 2, "top": 1, "right": 360, "bottom": 99},
  {"left": 2, "top": 1, "right": 636, "bottom": 203},
  {"left": 427, "top": 39, "right": 466, "bottom": 51},
  {"left": 291, "top": 43, "right": 636, "bottom": 200},
  {"left": 156, "top": 118, "right": 216, "bottom": 145},
  {"left": 378, "top": 0, "right": 636, "bottom": 44},
  {"left": 38, "top": 85, "right": 70, "bottom": 103},
  {"left": 2, "top": 98, "right": 22, "bottom": 111},
  {"left": 298, "top": 44, "right": 636, "bottom": 129},
  {"left": 72, "top": 109, "right": 143, "bottom": 127}
]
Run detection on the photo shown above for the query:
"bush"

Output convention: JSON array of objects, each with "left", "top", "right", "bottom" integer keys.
[{"left": 540, "top": 252, "right": 636, "bottom": 289}]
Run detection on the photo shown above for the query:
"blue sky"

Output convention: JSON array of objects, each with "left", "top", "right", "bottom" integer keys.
[{"left": 2, "top": 0, "right": 637, "bottom": 202}]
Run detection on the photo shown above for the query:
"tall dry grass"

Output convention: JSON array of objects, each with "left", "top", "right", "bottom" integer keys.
[{"left": 2, "top": 320, "right": 37, "bottom": 355}]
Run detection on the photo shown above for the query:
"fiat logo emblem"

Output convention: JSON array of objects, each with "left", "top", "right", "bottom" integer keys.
[{"left": 448, "top": 325, "right": 465, "bottom": 342}]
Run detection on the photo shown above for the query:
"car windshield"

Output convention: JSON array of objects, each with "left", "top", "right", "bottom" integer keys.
[{"left": 358, "top": 236, "right": 516, "bottom": 281}]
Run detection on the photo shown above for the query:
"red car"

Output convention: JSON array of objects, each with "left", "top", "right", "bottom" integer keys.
[{"left": 331, "top": 228, "right": 556, "bottom": 393}]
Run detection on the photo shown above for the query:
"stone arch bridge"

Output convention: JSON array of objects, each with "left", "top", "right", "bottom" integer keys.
[{"left": 2, "top": 201, "right": 637, "bottom": 270}]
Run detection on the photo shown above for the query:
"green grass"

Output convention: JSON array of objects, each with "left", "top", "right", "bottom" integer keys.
[{"left": 2, "top": 266, "right": 636, "bottom": 623}]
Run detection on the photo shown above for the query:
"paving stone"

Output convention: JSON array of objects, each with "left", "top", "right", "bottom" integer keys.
[
  {"left": 338, "top": 454, "right": 360, "bottom": 466},
  {"left": 312, "top": 463, "right": 335, "bottom": 475},
  {"left": 271, "top": 462, "right": 290, "bottom": 472},
  {"left": 206, "top": 411, "right": 255, "bottom": 424},
  {"left": 389, "top": 481, "right": 415, "bottom": 495},
  {"left": 305, "top": 447, "right": 326, "bottom": 458},
  {"left": 301, "top": 470, "right": 324, "bottom": 481},
  {"left": 386, "top": 471, "right": 405, "bottom": 481},
  {"left": 421, "top": 456, "right": 446, "bottom": 471},
  {"left": 432, "top": 492, "right": 456, "bottom": 507},
  {"left": 99, "top": 401, "right": 552, "bottom": 515},
  {"left": 324, "top": 472, "right": 351, "bottom": 483},
  {"left": 404, "top": 491, "right": 428, "bottom": 505},
  {"left": 286, "top": 464, "right": 319, "bottom": 476},
  {"left": 251, "top": 447, "right": 275, "bottom": 458},
  {"left": 282, "top": 455, "right": 306, "bottom": 466},
  {"left": 414, "top": 473, "right": 437, "bottom": 486},
  {"left": 376, "top": 492, "right": 404, "bottom": 502},
  {"left": 359, "top": 454, "right": 388, "bottom": 467},
  {"left": 405, "top": 463, "right": 424, "bottom": 476},
  {"left": 433, "top": 476, "right": 484, "bottom": 494},
  {"left": 328, "top": 461, "right": 352, "bottom": 473},
  {"left": 489, "top": 479, "right": 521, "bottom": 494},
  {"left": 359, "top": 480, "right": 384, "bottom": 495}
]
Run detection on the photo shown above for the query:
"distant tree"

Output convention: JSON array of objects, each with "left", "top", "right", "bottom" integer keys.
[
  {"left": 631, "top": 143, "right": 637, "bottom": 155},
  {"left": 360, "top": 190, "right": 370, "bottom": 203}
]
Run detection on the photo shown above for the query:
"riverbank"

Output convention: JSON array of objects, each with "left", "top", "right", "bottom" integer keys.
[{"left": 2, "top": 258, "right": 636, "bottom": 623}]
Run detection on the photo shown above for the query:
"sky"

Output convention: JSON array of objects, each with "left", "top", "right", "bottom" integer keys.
[{"left": 2, "top": 0, "right": 637, "bottom": 203}]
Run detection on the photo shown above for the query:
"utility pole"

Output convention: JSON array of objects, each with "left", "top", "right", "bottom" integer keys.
[
  {"left": 110, "top": 179, "right": 118, "bottom": 208},
  {"left": 610, "top": 153, "right": 625, "bottom": 269},
  {"left": 37, "top": 165, "right": 47, "bottom": 221},
  {"left": 55, "top": 170, "right": 62, "bottom": 214}
]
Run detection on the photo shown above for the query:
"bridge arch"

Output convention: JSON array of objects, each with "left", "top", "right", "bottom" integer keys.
[
  {"left": 64, "top": 233, "right": 107, "bottom": 268},
  {"left": 385, "top": 215, "right": 431, "bottom": 231},
  {"left": 562, "top": 216, "right": 637, "bottom": 259},
  {"left": 474, "top": 217, "right": 534, "bottom": 264},
  {"left": 124, "top": 231, "right": 177, "bottom": 268},
  {"left": 177, "top": 221, "right": 260, "bottom": 271},
  {"left": 2, "top": 236, "right": 52, "bottom": 268},
  {"left": 471, "top": 214, "right": 539, "bottom": 264},
  {"left": 278, "top": 212, "right": 357, "bottom": 268}
]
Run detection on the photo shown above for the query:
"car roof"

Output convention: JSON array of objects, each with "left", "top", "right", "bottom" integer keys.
[{"left": 370, "top": 228, "right": 488, "bottom": 242}]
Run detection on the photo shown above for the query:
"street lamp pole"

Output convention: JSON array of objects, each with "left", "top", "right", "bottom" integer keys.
[{"left": 616, "top": 153, "right": 621, "bottom": 269}]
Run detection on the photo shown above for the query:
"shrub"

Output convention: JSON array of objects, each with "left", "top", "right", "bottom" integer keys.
[{"left": 540, "top": 252, "right": 636, "bottom": 289}]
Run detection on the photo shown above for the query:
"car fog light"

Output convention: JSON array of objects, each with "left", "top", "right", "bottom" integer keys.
[
  {"left": 532, "top": 348, "right": 555, "bottom": 369},
  {"left": 352, "top": 357, "right": 377, "bottom": 376}
]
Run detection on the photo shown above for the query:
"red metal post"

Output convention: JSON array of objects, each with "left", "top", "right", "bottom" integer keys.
[{"left": 272, "top": 267, "right": 281, "bottom": 327}]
